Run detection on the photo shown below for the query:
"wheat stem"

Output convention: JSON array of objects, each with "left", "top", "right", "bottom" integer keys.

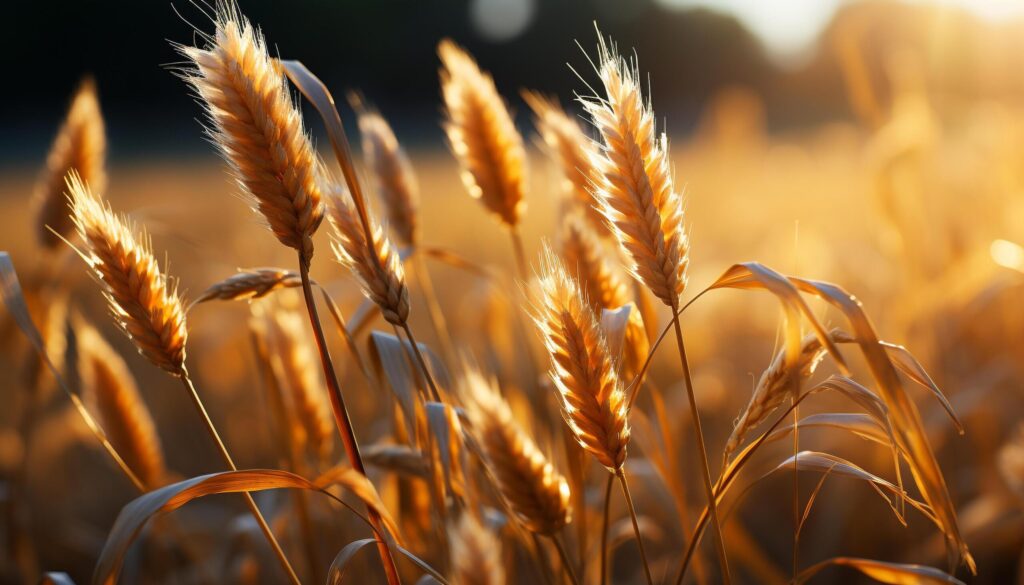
[
  {"left": 510, "top": 228, "right": 529, "bottom": 283},
  {"left": 179, "top": 369, "right": 300, "bottom": 585},
  {"left": 616, "top": 469, "right": 653, "bottom": 585},
  {"left": 551, "top": 534, "right": 581, "bottom": 585},
  {"left": 411, "top": 252, "right": 457, "bottom": 367},
  {"left": 399, "top": 322, "right": 442, "bottom": 403},
  {"left": 599, "top": 473, "right": 614, "bottom": 585},
  {"left": 793, "top": 398, "right": 800, "bottom": 580},
  {"left": 297, "top": 256, "right": 402, "bottom": 585},
  {"left": 671, "top": 313, "right": 731, "bottom": 584}
]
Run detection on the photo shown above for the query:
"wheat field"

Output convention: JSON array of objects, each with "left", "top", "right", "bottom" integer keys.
[{"left": 2, "top": 2, "right": 1024, "bottom": 584}]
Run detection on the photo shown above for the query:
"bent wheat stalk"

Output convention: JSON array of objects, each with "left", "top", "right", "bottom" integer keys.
[
  {"left": 66, "top": 174, "right": 300, "bottom": 584},
  {"left": 581, "top": 38, "right": 730, "bottom": 583},
  {"left": 177, "top": 7, "right": 400, "bottom": 580}
]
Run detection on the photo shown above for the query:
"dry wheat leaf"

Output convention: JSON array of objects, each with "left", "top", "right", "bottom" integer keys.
[
  {"left": 92, "top": 469, "right": 395, "bottom": 585},
  {"left": 327, "top": 537, "right": 448, "bottom": 585},
  {"left": 314, "top": 464, "right": 405, "bottom": 546},
  {"left": 600, "top": 304, "right": 633, "bottom": 365},
  {"left": 41, "top": 573, "right": 77, "bottom": 585},
  {"left": 706, "top": 263, "right": 848, "bottom": 372},
  {"left": 795, "top": 557, "right": 965, "bottom": 585},
  {"left": 767, "top": 413, "right": 893, "bottom": 447},
  {"left": 790, "top": 277, "right": 973, "bottom": 572}
]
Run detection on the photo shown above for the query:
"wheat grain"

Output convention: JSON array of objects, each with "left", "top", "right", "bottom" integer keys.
[
  {"left": 462, "top": 369, "right": 571, "bottom": 535},
  {"left": 34, "top": 78, "right": 106, "bottom": 250},
  {"left": 580, "top": 43, "right": 689, "bottom": 307},
  {"left": 439, "top": 39, "right": 526, "bottom": 229},
  {"left": 353, "top": 99, "right": 419, "bottom": 248},
  {"left": 533, "top": 246, "right": 629, "bottom": 471},
  {"left": 325, "top": 182, "right": 410, "bottom": 326},
  {"left": 77, "top": 319, "right": 166, "bottom": 489},
  {"left": 194, "top": 268, "right": 302, "bottom": 304},
  {"left": 177, "top": 7, "right": 324, "bottom": 264},
  {"left": 67, "top": 173, "right": 188, "bottom": 376}
]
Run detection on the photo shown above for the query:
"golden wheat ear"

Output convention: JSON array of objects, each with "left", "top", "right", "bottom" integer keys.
[
  {"left": 34, "top": 77, "right": 106, "bottom": 250},
  {"left": 532, "top": 245, "right": 630, "bottom": 472},
  {"left": 580, "top": 45, "right": 689, "bottom": 308},
  {"left": 439, "top": 39, "right": 526, "bottom": 229},
  {"left": 460, "top": 368, "right": 571, "bottom": 536},
  {"left": 352, "top": 96, "right": 420, "bottom": 248},
  {"left": 66, "top": 172, "right": 188, "bottom": 376},
  {"left": 325, "top": 181, "right": 410, "bottom": 326},
  {"left": 177, "top": 8, "right": 324, "bottom": 265},
  {"left": 76, "top": 317, "right": 167, "bottom": 489},
  {"left": 450, "top": 512, "right": 507, "bottom": 585}
]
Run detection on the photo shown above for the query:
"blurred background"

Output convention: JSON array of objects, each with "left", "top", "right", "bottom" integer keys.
[{"left": 3, "top": 0, "right": 1024, "bottom": 583}]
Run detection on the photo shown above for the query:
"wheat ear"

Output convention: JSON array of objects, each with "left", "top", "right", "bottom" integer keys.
[
  {"left": 77, "top": 319, "right": 166, "bottom": 489},
  {"left": 177, "top": 7, "right": 324, "bottom": 265},
  {"left": 580, "top": 43, "right": 689, "bottom": 307},
  {"left": 533, "top": 246, "right": 629, "bottom": 472},
  {"left": 523, "top": 91, "right": 608, "bottom": 238},
  {"left": 439, "top": 39, "right": 526, "bottom": 230},
  {"left": 325, "top": 182, "right": 410, "bottom": 326},
  {"left": 462, "top": 369, "right": 571, "bottom": 536},
  {"left": 264, "top": 309, "right": 335, "bottom": 462},
  {"left": 34, "top": 78, "right": 106, "bottom": 250},
  {"left": 194, "top": 268, "right": 302, "bottom": 305},
  {"left": 724, "top": 333, "right": 831, "bottom": 463},
  {"left": 450, "top": 513, "right": 507, "bottom": 585},
  {"left": 67, "top": 173, "right": 187, "bottom": 376},
  {"left": 352, "top": 97, "right": 419, "bottom": 248}
]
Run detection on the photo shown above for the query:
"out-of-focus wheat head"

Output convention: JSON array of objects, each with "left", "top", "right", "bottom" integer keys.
[
  {"left": 724, "top": 333, "right": 830, "bottom": 462},
  {"left": 177, "top": 7, "right": 324, "bottom": 264},
  {"left": 439, "top": 39, "right": 526, "bottom": 229},
  {"left": 533, "top": 247, "right": 629, "bottom": 471},
  {"left": 580, "top": 41, "right": 689, "bottom": 307},
  {"left": 461, "top": 369, "right": 571, "bottom": 535},
  {"left": 325, "top": 182, "right": 410, "bottom": 326},
  {"left": 354, "top": 101, "right": 419, "bottom": 248},
  {"left": 262, "top": 307, "right": 334, "bottom": 461},
  {"left": 77, "top": 318, "right": 166, "bottom": 489},
  {"left": 34, "top": 78, "right": 106, "bottom": 250},
  {"left": 523, "top": 91, "right": 608, "bottom": 237},
  {"left": 999, "top": 426, "right": 1024, "bottom": 501},
  {"left": 450, "top": 513, "right": 506, "bottom": 585},
  {"left": 194, "top": 268, "right": 302, "bottom": 304},
  {"left": 67, "top": 173, "right": 188, "bottom": 376}
]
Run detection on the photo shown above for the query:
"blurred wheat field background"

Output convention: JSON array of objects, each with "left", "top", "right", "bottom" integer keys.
[{"left": 2, "top": 1, "right": 1024, "bottom": 584}]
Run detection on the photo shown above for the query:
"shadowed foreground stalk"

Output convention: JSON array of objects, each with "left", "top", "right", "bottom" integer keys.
[
  {"left": 617, "top": 470, "right": 653, "bottom": 585},
  {"left": 297, "top": 258, "right": 402, "bottom": 585},
  {"left": 179, "top": 370, "right": 300, "bottom": 585}
]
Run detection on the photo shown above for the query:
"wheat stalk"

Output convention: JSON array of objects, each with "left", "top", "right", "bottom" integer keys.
[
  {"left": 352, "top": 97, "right": 419, "bottom": 248},
  {"left": 325, "top": 182, "right": 410, "bottom": 327},
  {"left": 462, "top": 369, "right": 571, "bottom": 536},
  {"left": 580, "top": 42, "right": 689, "bottom": 308},
  {"left": 176, "top": 7, "right": 324, "bottom": 265},
  {"left": 193, "top": 268, "right": 301, "bottom": 305},
  {"left": 76, "top": 319, "right": 166, "bottom": 489},
  {"left": 439, "top": 39, "right": 526, "bottom": 231},
  {"left": 724, "top": 333, "right": 831, "bottom": 464},
  {"left": 450, "top": 513, "right": 506, "bottom": 585},
  {"left": 34, "top": 78, "right": 106, "bottom": 250},
  {"left": 533, "top": 246, "right": 629, "bottom": 472},
  {"left": 67, "top": 173, "right": 187, "bottom": 376},
  {"left": 523, "top": 91, "right": 608, "bottom": 238}
]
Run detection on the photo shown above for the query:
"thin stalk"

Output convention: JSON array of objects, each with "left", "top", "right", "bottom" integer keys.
[
  {"left": 600, "top": 473, "right": 614, "bottom": 585},
  {"left": 509, "top": 227, "right": 529, "bottom": 282},
  {"left": 670, "top": 312, "right": 731, "bottom": 584},
  {"left": 792, "top": 396, "right": 800, "bottom": 579},
  {"left": 675, "top": 390, "right": 815, "bottom": 584},
  {"left": 398, "top": 322, "right": 443, "bottom": 403},
  {"left": 552, "top": 534, "right": 582, "bottom": 585},
  {"left": 297, "top": 257, "right": 402, "bottom": 585},
  {"left": 411, "top": 251, "right": 457, "bottom": 367},
  {"left": 179, "top": 370, "right": 301, "bottom": 585},
  {"left": 616, "top": 469, "right": 654, "bottom": 585},
  {"left": 532, "top": 533, "right": 557, "bottom": 585}
]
